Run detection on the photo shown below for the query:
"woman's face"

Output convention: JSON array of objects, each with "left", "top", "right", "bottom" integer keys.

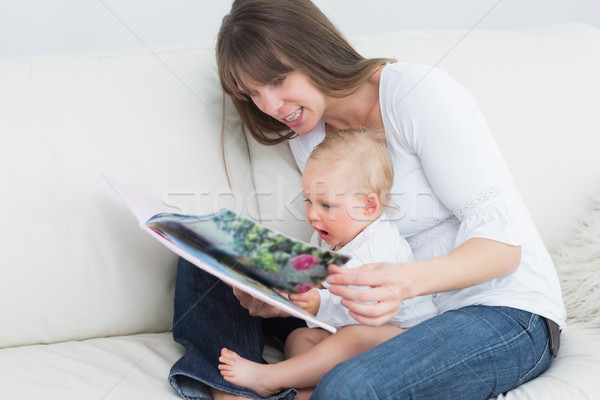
[{"left": 243, "top": 71, "right": 326, "bottom": 135}]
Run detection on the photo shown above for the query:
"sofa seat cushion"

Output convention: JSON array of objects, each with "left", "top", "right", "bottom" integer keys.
[
  {"left": 0, "top": 333, "right": 183, "bottom": 400},
  {"left": 0, "top": 324, "right": 598, "bottom": 400}
]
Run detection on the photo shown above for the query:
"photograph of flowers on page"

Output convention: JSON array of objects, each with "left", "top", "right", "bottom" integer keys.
[{"left": 146, "top": 209, "right": 349, "bottom": 294}]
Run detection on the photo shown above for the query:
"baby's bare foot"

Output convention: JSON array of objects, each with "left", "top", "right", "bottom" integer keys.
[{"left": 218, "top": 348, "right": 279, "bottom": 398}]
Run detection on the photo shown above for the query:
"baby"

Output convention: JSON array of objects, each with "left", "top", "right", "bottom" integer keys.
[{"left": 218, "top": 129, "right": 437, "bottom": 398}]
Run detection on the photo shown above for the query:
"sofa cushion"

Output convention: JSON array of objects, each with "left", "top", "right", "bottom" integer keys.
[
  {"left": 0, "top": 43, "right": 254, "bottom": 348},
  {"left": 243, "top": 133, "right": 315, "bottom": 242},
  {"left": 247, "top": 23, "right": 600, "bottom": 245},
  {"left": 0, "top": 325, "right": 597, "bottom": 400},
  {"left": 0, "top": 333, "right": 183, "bottom": 399}
]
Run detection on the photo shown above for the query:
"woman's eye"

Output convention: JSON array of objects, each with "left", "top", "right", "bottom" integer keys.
[{"left": 272, "top": 76, "right": 286, "bottom": 86}]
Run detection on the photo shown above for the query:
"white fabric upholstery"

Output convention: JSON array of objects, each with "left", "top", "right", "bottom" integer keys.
[
  {"left": 0, "top": 23, "right": 599, "bottom": 399},
  {"left": 0, "top": 333, "right": 184, "bottom": 400},
  {"left": 0, "top": 43, "right": 254, "bottom": 348},
  {"left": 243, "top": 133, "right": 314, "bottom": 241},
  {"left": 0, "top": 325, "right": 597, "bottom": 399}
]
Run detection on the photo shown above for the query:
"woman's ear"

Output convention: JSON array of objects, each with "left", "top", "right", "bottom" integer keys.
[{"left": 364, "top": 193, "right": 381, "bottom": 217}]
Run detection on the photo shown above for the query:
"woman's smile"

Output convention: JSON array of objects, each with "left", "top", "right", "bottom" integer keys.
[
  {"left": 283, "top": 107, "right": 304, "bottom": 128},
  {"left": 284, "top": 107, "right": 302, "bottom": 122}
]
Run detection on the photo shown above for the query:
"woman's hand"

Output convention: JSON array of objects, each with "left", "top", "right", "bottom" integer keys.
[
  {"left": 324, "top": 238, "right": 522, "bottom": 326},
  {"left": 289, "top": 289, "right": 321, "bottom": 316},
  {"left": 325, "top": 263, "right": 413, "bottom": 326},
  {"left": 232, "top": 287, "right": 290, "bottom": 318}
]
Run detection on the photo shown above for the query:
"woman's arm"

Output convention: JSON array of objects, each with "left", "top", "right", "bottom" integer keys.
[
  {"left": 325, "top": 237, "right": 521, "bottom": 326},
  {"left": 413, "top": 238, "right": 521, "bottom": 297}
]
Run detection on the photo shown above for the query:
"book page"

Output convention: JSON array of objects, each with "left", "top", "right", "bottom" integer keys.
[
  {"left": 147, "top": 211, "right": 348, "bottom": 293},
  {"left": 105, "top": 175, "right": 340, "bottom": 333}
]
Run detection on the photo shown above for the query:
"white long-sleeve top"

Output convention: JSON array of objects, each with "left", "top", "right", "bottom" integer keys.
[
  {"left": 308, "top": 215, "right": 438, "bottom": 329},
  {"left": 290, "top": 63, "right": 566, "bottom": 328}
]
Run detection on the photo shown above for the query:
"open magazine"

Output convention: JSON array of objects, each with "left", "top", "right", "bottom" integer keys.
[{"left": 105, "top": 176, "right": 349, "bottom": 333}]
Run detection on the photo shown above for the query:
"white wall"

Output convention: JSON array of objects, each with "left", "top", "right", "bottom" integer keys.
[{"left": 1, "top": 0, "right": 599, "bottom": 58}]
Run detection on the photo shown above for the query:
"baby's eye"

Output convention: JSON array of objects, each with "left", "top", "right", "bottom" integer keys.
[
  {"left": 304, "top": 199, "right": 312, "bottom": 205},
  {"left": 322, "top": 203, "right": 332, "bottom": 209}
]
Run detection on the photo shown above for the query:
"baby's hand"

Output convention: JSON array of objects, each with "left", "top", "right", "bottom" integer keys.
[{"left": 289, "top": 289, "right": 321, "bottom": 316}]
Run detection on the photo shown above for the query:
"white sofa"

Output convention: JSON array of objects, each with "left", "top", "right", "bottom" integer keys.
[{"left": 1, "top": 23, "right": 599, "bottom": 400}]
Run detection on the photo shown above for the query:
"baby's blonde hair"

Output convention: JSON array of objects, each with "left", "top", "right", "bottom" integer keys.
[{"left": 307, "top": 129, "right": 393, "bottom": 207}]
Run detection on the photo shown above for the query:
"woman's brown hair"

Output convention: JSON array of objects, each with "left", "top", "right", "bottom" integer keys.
[{"left": 217, "top": 0, "right": 393, "bottom": 145}]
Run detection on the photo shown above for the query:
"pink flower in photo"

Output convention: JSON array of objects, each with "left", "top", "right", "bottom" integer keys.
[
  {"left": 290, "top": 254, "right": 319, "bottom": 271},
  {"left": 295, "top": 283, "right": 315, "bottom": 293}
]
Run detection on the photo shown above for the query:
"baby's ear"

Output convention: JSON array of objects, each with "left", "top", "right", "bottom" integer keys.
[{"left": 364, "top": 193, "right": 381, "bottom": 217}]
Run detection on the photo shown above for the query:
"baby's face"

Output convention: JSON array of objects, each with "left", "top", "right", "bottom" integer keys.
[{"left": 301, "top": 162, "right": 372, "bottom": 250}]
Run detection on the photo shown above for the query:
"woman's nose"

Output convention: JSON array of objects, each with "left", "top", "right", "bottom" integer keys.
[{"left": 260, "top": 90, "right": 282, "bottom": 117}]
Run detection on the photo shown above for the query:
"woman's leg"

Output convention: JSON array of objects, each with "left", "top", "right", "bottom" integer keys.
[
  {"left": 311, "top": 306, "right": 554, "bottom": 400},
  {"left": 168, "top": 257, "right": 302, "bottom": 400},
  {"left": 218, "top": 325, "right": 403, "bottom": 398}
]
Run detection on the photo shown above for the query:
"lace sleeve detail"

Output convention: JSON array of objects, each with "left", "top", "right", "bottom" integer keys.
[
  {"left": 453, "top": 186, "right": 501, "bottom": 220},
  {"left": 452, "top": 184, "right": 523, "bottom": 247}
]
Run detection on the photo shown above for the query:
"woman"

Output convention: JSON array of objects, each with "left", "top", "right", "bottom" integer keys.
[{"left": 169, "top": 1, "right": 566, "bottom": 399}]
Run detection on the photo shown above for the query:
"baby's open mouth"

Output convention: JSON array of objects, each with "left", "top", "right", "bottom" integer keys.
[{"left": 316, "top": 228, "right": 330, "bottom": 239}]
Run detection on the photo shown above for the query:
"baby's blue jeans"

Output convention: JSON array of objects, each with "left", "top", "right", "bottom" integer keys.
[{"left": 169, "top": 257, "right": 553, "bottom": 400}]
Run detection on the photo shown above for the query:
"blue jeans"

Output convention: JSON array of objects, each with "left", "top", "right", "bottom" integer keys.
[
  {"left": 312, "top": 304, "right": 553, "bottom": 399},
  {"left": 170, "top": 258, "right": 554, "bottom": 400},
  {"left": 169, "top": 257, "right": 304, "bottom": 400}
]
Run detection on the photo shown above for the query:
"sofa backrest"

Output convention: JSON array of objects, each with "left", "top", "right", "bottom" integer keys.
[
  {"left": 249, "top": 23, "right": 600, "bottom": 246},
  {"left": 0, "top": 43, "right": 255, "bottom": 348},
  {"left": 1, "top": 23, "right": 598, "bottom": 348}
]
